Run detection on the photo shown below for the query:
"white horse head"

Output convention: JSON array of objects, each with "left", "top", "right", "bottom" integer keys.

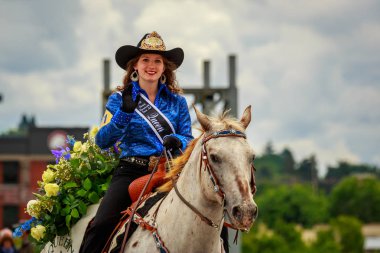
[{"left": 193, "top": 105, "right": 258, "bottom": 230}]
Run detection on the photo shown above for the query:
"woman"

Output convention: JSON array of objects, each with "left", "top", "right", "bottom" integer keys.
[{"left": 80, "top": 31, "right": 193, "bottom": 253}]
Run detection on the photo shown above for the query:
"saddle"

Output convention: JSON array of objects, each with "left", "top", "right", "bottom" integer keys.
[{"left": 128, "top": 160, "right": 167, "bottom": 202}]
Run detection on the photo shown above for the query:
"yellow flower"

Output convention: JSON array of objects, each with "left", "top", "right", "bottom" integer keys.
[
  {"left": 26, "top": 200, "right": 41, "bottom": 218},
  {"left": 31, "top": 225, "right": 46, "bottom": 241},
  {"left": 44, "top": 183, "right": 60, "bottom": 197},
  {"left": 73, "top": 141, "right": 82, "bottom": 152},
  {"left": 81, "top": 142, "right": 89, "bottom": 152},
  {"left": 42, "top": 169, "right": 55, "bottom": 183},
  {"left": 89, "top": 126, "right": 99, "bottom": 139}
]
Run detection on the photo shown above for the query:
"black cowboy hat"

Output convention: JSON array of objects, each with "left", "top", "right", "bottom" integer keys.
[{"left": 115, "top": 31, "right": 184, "bottom": 70}]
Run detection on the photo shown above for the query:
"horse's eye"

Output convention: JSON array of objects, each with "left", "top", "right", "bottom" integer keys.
[{"left": 210, "top": 154, "right": 220, "bottom": 163}]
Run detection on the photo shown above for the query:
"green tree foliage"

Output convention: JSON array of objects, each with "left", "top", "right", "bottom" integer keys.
[
  {"left": 296, "top": 155, "right": 318, "bottom": 183},
  {"left": 256, "top": 184, "right": 329, "bottom": 228},
  {"left": 281, "top": 148, "right": 296, "bottom": 174},
  {"left": 309, "top": 229, "right": 341, "bottom": 253},
  {"left": 330, "top": 176, "right": 380, "bottom": 222},
  {"left": 242, "top": 223, "right": 306, "bottom": 253},
  {"left": 331, "top": 216, "right": 364, "bottom": 253},
  {"left": 326, "top": 161, "right": 380, "bottom": 182},
  {"left": 254, "top": 145, "right": 298, "bottom": 191}
]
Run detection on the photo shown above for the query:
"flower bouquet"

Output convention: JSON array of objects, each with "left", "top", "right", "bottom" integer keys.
[{"left": 13, "top": 127, "right": 119, "bottom": 247}]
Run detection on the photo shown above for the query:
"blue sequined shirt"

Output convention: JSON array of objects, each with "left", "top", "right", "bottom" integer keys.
[{"left": 95, "top": 81, "right": 193, "bottom": 158}]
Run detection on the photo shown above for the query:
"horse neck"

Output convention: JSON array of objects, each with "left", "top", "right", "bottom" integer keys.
[
  {"left": 157, "top": 139, "right": 223, "bottom": 251},
  {"left": 177, "top": 138, "right": 223, "bottom": 217}
]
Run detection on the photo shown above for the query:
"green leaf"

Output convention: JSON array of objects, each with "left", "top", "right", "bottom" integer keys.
[
  {"left": 65, "top": 215, "right": 72, "bottom": 228},
  {"left": 76, "top": 189, "right": 87, "bottom": 197},
  {"left": 83, "top": 178, "right": 92, "bottom": 190},
  {"left": 78, "top": 201, "right": 87, "bottom": 215},
  {"left": 88, "top": 191, "right": 99, "bottom": 203},
  {"left": 63, "top": 206, "right": 71, "bottom": 215},
  {"left": 44, "top": 214, "right": 51, "bottom": 222},
  {"left": 64, "top": 181, "right": 78, "bottom": 189},
  {"left": 100, "top": 183, "right": 109, "bottom": 192},
  {"left": 63, "top": 198, "right": 71, "bottom": 205},
  {"left": 68, "top": 194, "right": 75, "bottom": 202},
  {"left": 70, "top": 158, "right": 80, "bottom": 168},
  {"left": 71, "top": 208, "right": 79, "bottom": 218}
]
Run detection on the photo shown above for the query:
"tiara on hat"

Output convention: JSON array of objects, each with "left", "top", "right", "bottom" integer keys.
[{"left": 140, "top": 31, "right": 166, "bottom": 51}]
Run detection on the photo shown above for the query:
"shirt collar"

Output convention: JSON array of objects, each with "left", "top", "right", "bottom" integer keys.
[{"left": 131, "top": 81, "right": 170, "bottom": 101}]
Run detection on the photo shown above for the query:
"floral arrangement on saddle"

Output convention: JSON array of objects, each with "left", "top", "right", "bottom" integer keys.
[{"left": 13, "top": 127, "right": 120, "bottom": 247}]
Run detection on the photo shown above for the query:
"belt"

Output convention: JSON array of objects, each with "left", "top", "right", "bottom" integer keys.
[{"left": 121, "top": 156, "right": 163, "bottom": 170}]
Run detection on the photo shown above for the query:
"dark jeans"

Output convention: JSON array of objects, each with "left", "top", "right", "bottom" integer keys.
[{"left": 80, "top": 160, "right": 150, "bottom": 253}]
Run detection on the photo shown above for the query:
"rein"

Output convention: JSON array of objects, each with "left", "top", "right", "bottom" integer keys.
[{"left": 173, "top": 129, "right": 256, "bottom": 232}]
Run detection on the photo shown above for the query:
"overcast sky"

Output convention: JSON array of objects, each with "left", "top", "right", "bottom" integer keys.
[{"left": 1, "top": 0, "right": 379, "bottom": 176}]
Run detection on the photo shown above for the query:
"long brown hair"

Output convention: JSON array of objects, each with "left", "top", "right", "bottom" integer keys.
[{"left": 117, "top": 54, "right": 183, "bottom": 94}]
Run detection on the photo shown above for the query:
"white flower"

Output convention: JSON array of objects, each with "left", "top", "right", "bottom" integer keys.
[
  {"left": 31, "top": 225, "right": 46, "bottom": 241},
  {"left": 44, "top": 183, "right": 60, "bottom": 197},
  {"left": 26, "top": 200, "right": 41, "bottom": 218}
]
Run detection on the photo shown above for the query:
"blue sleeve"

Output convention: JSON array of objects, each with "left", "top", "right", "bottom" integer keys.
[
  {"left": 172, "top": 96, "right": 194, "bottom": 150},
  {"left": 95, "top": 92, "right": 133, "bottom": 149}
]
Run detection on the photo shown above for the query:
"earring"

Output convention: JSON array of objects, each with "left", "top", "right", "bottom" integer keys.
[
  {"left": 160, "top": 74, "right": 167, "bottom": 84},
  {"left": 130, "top": 70, "right": 139, "bottom": 82}
]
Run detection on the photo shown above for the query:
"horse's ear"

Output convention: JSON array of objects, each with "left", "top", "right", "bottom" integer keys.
[
  {"left": 193, "top": 105, "right": 212, "bottom": 131},
  {"left": 240, "top": 105, "right": 252, "bottom": 129}
]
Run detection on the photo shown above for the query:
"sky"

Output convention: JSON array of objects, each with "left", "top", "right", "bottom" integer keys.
[{"left": 0, "top": 0, "right": 379, "bottom": 176}]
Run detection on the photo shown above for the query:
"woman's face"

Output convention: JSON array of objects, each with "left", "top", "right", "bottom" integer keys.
[{"left": 134, "top": 53, "right": 165, "bottom": 84}]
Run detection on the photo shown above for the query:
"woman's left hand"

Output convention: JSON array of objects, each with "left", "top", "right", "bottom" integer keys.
[{"left": 163, "top": 135, "right": 182, "bottom": 151}]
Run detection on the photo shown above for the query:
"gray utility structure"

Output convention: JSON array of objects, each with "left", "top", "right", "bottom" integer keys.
[{"left": 183, "top": 55, "right": 238, "bottom": 118}]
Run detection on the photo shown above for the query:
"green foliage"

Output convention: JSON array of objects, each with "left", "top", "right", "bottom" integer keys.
[
  {"left": 330, "top": 176, "right": 380, "bottom": 222},
  {"left": 256, "top": 184, "right": 329, "bottom": 228},
  {"left": 295, "top": 155, "right": 318, "bottom": 183},
  {"left": 308, "top": 229, "right": 341, "bottom": 253},
  {"left": 326, "top": 161, "right": 380, "bottom": 181},
  {"left": 19, "top": 128, "right": 119, "bottom": 247},
  {"left": 331, "top": 216, "right": 364, "bottom": 253},
  {"left": 242, "top": 223, "right": 306, "bottom": 253}
]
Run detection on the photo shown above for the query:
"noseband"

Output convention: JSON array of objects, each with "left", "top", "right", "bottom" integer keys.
[{"left": 173, "top": 129, "right": 257, "bottom": 229}]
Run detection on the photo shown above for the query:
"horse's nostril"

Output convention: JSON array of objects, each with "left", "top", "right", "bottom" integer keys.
[{"left": 232, "top": 206, "right": 243, "bottom": 220}]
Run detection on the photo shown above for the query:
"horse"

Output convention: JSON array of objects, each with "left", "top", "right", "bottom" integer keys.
[{"left": 42, "top": 105, "right": 258, "bottom": 253}]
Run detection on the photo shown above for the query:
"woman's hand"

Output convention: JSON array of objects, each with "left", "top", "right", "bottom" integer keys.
[
  {"left": 163, "top": 135, "right": 182, "bottom": 151},
  {"left": 121, "top": 84, "right": 140, "bottom": 113}
]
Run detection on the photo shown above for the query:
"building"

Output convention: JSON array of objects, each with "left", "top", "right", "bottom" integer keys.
[{"left": 0, "top": 126, "right": 88, "bottom": 229}]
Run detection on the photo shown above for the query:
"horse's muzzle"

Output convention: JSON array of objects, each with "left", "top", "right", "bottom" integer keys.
[{"left": 232, "top": 203, "right": 258, "bottom": 228}]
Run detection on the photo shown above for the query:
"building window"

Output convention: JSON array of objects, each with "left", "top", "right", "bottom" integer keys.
[
  {"left": 3, "top": 205, "right": 19, "bottom": 229},
  {"left": 3, "top": 161, "right": 19, "bottom": 184}
]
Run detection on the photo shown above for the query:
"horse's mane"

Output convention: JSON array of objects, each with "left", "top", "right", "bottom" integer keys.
[{"left": 157, "top": 111, "right": 245, "bottom": 192}]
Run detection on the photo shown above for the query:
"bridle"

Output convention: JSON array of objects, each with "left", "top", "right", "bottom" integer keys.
[{"left": 173, "top": 129, "right": 257, "bottom": 229}]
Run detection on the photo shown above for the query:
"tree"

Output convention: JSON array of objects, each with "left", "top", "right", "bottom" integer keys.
[
  {"left": 309, "top": 229, "right": 340, "bottom": 253},
  {"left": 330, "top": 176, "right": 380, "bottom": 222},
  {"left": 281, "top": 148, "right": 295, "bottom": 174},
  {"left": 256, "top": 184, "right": 329, "bottom": 228},
  {"left": 325, "top": 161, "right": 380, "bottom": 183},
  {"left": 331, "top": 216, "right": 364, "bottom": 253},
  {"left": 296, "top": 155, "right": 318, "bottom": 184},
  {"left": 242, "top": 223, "right": 306, "bottom": 253},
  {"left": 264, "top": 141, "right": 275, "bottom": 155}
]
